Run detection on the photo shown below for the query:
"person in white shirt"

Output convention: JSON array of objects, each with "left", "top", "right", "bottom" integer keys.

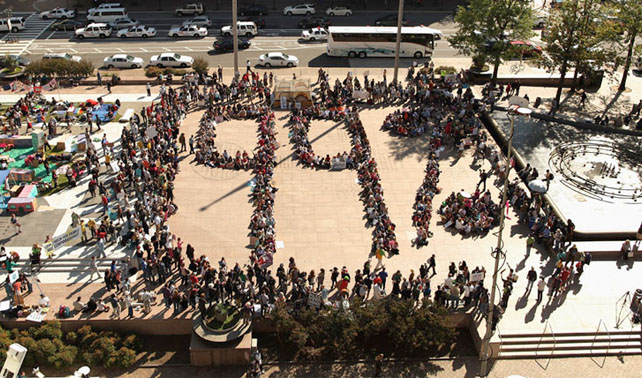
[
  {"left": 537, "top": 277, "right": 546, "bottom": 302},
  {"left": 39, "top": 295, "right": 50, "bottom": 308}
]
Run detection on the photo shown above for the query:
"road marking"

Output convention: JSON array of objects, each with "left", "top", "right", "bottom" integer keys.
[
  {"left": 94, "top": 48, "right": 102, "bottom": 53},
  {"left": 184, "top": 47, "right": 193, "bottom": 51},
  {"left": 116, "top": 48, "right": 124, "bottom": 52},
  {"left": 69, "top": 48, "right": 77, "bottom": 53},
  {"left": 45, "top": 31, "right": 55, "bottom": 40},
  {"left": 140, "top": 48, "right": 148, "bottom": 52},
  {"left": 163, "top": 47, "right": 171, "bottom": 51},
  {"left": 46, "top": 48, "right": 53, "bottom": 52}
]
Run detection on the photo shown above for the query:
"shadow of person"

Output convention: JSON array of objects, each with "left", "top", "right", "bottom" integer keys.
[{"left": 525, "top": 301, "right": 539, "bottom": 323}]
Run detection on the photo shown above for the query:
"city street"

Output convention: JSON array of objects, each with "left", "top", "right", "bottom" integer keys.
[{"left": 1, "top": 9, "right": 460, "bottom": 67}]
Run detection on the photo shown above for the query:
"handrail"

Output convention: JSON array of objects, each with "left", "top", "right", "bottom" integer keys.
[
  {"left": 535, "top": 320, "right": 554, "bottom": 370},
  {"left": 590, "top": 319, "right": 608, "bottom": 368}
]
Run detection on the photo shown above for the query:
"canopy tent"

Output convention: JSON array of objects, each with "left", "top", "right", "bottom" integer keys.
[{"left": 272, "top": 78, "right": 312, "bottom": 109}]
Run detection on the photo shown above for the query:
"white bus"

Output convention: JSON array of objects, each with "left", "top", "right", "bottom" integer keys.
[{"left": 326, "top": 26, "right": 442, "bottom": 59}]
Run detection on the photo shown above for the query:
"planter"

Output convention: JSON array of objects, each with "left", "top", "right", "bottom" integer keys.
[{"left": 0, "top": 66, "right": 26, "bottom": 79}]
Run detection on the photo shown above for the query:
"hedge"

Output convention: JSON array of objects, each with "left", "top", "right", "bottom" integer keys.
[
  {"left": 24, "top": 59, "right": 94, "bottom": 78},
  {"left": 144, "top": 66, "right": 188, "bottom": 78},
  {"left": 0, "top": 322, "right": 142, "bottom": 369}
]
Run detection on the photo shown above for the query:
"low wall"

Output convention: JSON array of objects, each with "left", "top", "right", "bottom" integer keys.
[{"left": 0, "top": 318, "right": 193, "bottom": 335}]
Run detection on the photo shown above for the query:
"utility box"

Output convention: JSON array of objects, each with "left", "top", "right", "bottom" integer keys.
[{"left": 0, "top": 343, "right": 27, "bottom": 378}]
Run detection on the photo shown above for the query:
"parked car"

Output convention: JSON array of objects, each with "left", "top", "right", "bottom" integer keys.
[
  {"left": 533, "top": 11, "right": 548, "bottom": 28},
  {"left": 104, "top": 54, "right": 144, "bottom": 68},
  {"left": 283, "top": 4, "right": 315, "bottom": 16},
  {"left": 259, "top": 52, "right": 298, "bottom": 67},
  {"left": 239, "top": 4, "right": 269, "bottom": 16},
  {"left": 220, "top": 21, "right": 257, "bottom": 37},
  {"left": 40, "top": 8, "right": 76, "bottom": 20},
  {"left": 88, "top": 2, "right": 122, "bottom": 14},
  {"left": 116, "top": 25, "right": 156, "bottom": 38},
  {"left": 510, "top": 40, "right": 542, "bottom": 57},
  {"left": 52, "top": 19, "right": 84, "bottom": 31},
  {"left": 0, "top": 55, "right": 30, "bottom": 68},
  {"left": 175, "top": 3, "right": 204, "bottom": 16},
  {"left": 0, "top": 17, "right": 26, "bottom": 32},
  {"left": 43, "top": 53, "right": 82, "bottom": 62},
  {"left": 301, "top": 27, "right": 327, "bottom": 41},
  {"left": 240, "top": 16, "right": 265, "bottom": 28},
  {"left": 326, "top": 6, "right": 352, "bottom": 16},
  {"left": 168, "top": 24, "right": 207, "bottom": 37},
  {"left": 213, "top": 38, "right": 251, "bottom": 52},
  {"left": 150, "top": 52, "right": 194, "bottom": 67},
  {"left": 374, "top": 13, "right": 408, "bottom": 26},
  {"left": 75, "top": 23, "right": 112, "bottom": 39},
  {"left": 109, "top": 17, "right": 139, "bottom": 29},
  {"left": 182, "top": 15, "right": 211, "bottom": 28},
  {"left": 298, "top": 16, "right": 330, "bottom": 29}
]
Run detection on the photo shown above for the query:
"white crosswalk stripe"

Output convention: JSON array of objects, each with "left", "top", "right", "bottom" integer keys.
[{"left": 0, "top": 13, "right": 54, "bottom": 55}]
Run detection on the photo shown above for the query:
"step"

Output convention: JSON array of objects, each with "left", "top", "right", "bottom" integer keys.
[
  {"left": 501, "top": 335, "right": 641, "bottom": 345},
  {"left": 500, "top": 341, "right": 642, "bottom": 352},
  {"left": 498, "top": 348, "right": 642, "bottom": 359},
  {"left": 501, "top": 330, "right": 640, "bottom": 338}
]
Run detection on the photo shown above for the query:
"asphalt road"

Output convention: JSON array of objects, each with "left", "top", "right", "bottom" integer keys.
[{"left": 7, "top": 9, "right": 460, "bottom": 69}]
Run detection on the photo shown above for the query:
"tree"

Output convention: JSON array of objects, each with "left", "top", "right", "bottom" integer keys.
[
  {"left": 449, "top": 0, "right": 534, "bottom": 84},
  {"left": 192, "top": 57, "right": 209, "bottom": 75},
  {"left": 614, "top": 0, "right": 642, "bottom": 91},
  {"left": 541, "top": 0, "right": 609, "bottom": 108}
]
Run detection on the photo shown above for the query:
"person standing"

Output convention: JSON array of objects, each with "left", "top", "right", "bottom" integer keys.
[
  {"left": 10, "top": 214, "right": 21, "bottom": 234},
  {"left": 89, "top": 256, "right": 100, "bottom": 280},
  {"left": 125, "top": 292, "right": 134, "bottom": 318},
  {"left": 330, "top": 267, "right": 339, "bottom": 290},
  {"left": 109, "top": 294, "right": 121, "bottom": 318},
  {"left": 544, "top": 169, "right": 554, "bottom": 190},
  {"left": 97, "top": 71, "right": 102, "bottom": 86},
  {"left": 477, "top": 169, "right": 488, "bottom": 191},
  {"left": 179, "top": 133, "right": 187, "bottom": 152},
  {"left": 146, "top": 82, "right": 151, "bottom": 97},
  {"left": 96, "top": 237, "right": 106, "bottom": 258},
  {"left": 189, "top": 135, "right": 195, "bottom": 154},
  {"left": 428, "top": 254, "right": 436, "bottom": 276},
  {"left": 526, "top": 267, "right": 537, "bottom": 294}
]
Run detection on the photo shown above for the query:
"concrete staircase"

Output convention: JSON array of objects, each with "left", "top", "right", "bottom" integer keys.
[
  {"left": 15, "top": 257, "right": 123, "bottom": 274},
  {"left": 498, "top": 329, "right": 642, "bottom": 359}
]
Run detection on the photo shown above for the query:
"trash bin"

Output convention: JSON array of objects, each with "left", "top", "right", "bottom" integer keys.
[{"left": 631, "top": 288, "right": 642, "bottom": 314}]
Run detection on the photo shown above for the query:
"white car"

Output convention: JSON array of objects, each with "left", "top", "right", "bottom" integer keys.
[
  {"left": 301, "top": 27, "right": 327, "bottom": 41},
  {"left": 104, "top": 54, "right": 144, "bottom": 69},
  {"left": 283, "top": 4, "right": 315, "bottom": 16},
  {"left": 326, "top": 6, "right": 352, "bottom": 16},
  {"left": 259, "top": 52, "right": 299, "bottom": 67},
  {"left": 182, "top": 15, "right": 211, "bottom": 28},
  {"left": 43, "top": 53, "right": 82, "bottom": 62},
  {"left": 110, "top": 17, "right": 139, "bottom": 29},
  {"left": 168, "top": 24, "right": 207, "bottom": 37},
  {"left": 117, "top": 25, "right": 156, "bottom": 38},
  {"left": 150, "top": 52, "right": 194, "bottom": 68},
  {"left": 40, "top": 7, "right": 76, "bottom": 19},
  {"left": 75, "top": 23, "right": 112, "bottom": 39},
  {"left": 88, "top": 2, "right": 122, "bottom": 13}
]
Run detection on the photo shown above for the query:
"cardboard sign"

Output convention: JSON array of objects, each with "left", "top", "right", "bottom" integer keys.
[
  {"left": 26, "top": 311, "right": 45, "bottom": 323},
  {"left": 471, "top": 272, "right": 485, "bottom": 282},
  {"left": 307, "top": 292, "right": 322, "bottom": 309}
]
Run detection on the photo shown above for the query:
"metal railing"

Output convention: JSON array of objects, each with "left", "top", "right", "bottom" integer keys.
[
  {"left": 535, "top": 320, "right": 555, "bottom": 370},
  {"left": 590, "top": 319, "right": 609, "bottom": 368}
]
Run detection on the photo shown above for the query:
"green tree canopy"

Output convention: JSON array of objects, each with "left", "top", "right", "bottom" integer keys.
[{"left": 449, "top": 0, "right": 535, "bottom": 84}]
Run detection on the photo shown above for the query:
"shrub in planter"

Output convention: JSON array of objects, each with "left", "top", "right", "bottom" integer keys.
[
  {"left": 144, "top": 66, "right": 187, "bottom": 77},
  {"left": 25, "top": 59, "right": 94, "bottom": 78},
  {"left": 192, "top": 57, "right": 209, "bottom": 75},
  {"left": 435, "top": 66, "right": 457, "bottom": 75}
]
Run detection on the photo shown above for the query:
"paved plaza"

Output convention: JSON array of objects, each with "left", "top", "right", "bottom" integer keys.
[{"left": 0, "top": 65, "right": 640, "bottom": 377}]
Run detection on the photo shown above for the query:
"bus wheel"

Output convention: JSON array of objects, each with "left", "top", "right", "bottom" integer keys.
[
  {"left": 348, "top": 51, "right": 357, "bottom": 58},
  {"left": 358, "top": 51, "right": 366, "bottom": 59},
  {"left": 414, "top": 51, "right": 423, "bottom": 58}
]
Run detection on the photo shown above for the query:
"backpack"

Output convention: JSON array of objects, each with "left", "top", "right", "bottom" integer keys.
[{"left": 58, "top": 305, "right": 70, "bottom": 319}]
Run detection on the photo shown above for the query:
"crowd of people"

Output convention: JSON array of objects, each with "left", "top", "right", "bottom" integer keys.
[{"left": 0, "top": 64, "right": 603, "bottom": 371}]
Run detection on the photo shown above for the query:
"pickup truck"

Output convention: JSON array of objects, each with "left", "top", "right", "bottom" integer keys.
[{"left": 175, "top": 3, "right": 204, "bottom": 16}]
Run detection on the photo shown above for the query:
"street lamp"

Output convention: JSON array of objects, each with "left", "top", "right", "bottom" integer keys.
[
  {"left": 232, "top": 0, "right": 239, "bottom": 79},
  {"left": 478, "top": 104, "right": 531, "bottom": 377},
  {"left": 392, "top": 0, "right": 405, "bottom": 83}
]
